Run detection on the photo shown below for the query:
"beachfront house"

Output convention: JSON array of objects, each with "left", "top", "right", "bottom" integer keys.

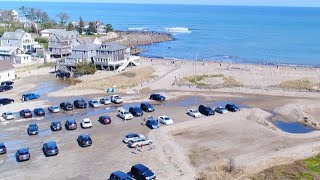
[
  {"left": 0, "top": 46, "right": 31, "bottom": 64},
  {"left": 63, "top": 43, "right": 100, "bottom": 67},
  {"left": 0, "top": 29, "right": 38, "bottom": 53},
  {"left": 48, "top": 31, "right": 79, "bottom": 57},
  {"left": 0, "top": 60, "right": 15, "bottom": 82},
  {"left": 93, "top": 42, "right": 131, "bottom": 70},
  {"left": 40, "top": 29, "right": 67, "bottom": 38}
]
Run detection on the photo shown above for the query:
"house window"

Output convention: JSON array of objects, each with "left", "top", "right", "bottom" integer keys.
[
  {"left": 8, "top": 73, "right": 9, "bottom": 77},
  {"left": 115, "top": 57, "right": 118, "bottom": 61},
  {"left": 7, "top": 40, "right": 9, "bottom": 43}
]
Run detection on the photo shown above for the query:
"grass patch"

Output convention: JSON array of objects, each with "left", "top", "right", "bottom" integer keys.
[
  {"left": 180, "top": 74, "right": 242, "bottom": 89},
  {"left": 68, "top": 66, "right": 154, "bottom": 90},
  {"left": 304, "top": 155, "right": 320, "bottom": 174},
  {"left": 275, "top": 79, "right": 317, "bottom": 90}
]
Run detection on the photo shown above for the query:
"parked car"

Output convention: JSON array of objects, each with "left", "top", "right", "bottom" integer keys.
[
  {"left": 89, "top": 100, "right": 100, "bottom": 108},
  {"left": 2, "top": 112, "right": 15, "bottom": 120},
  {"left": 128, "top": 138, "right": 153, "bottom": 148},
  {"left": 110, "top": 95, "right": 123, "bottom": 104},
  {"left": 56, "top": 72, "right": 70, "bottom": 78},
  {"left": 98, "top": 115, "right": 112, "bottom": 125},
  {"left": 34, "top": 108, "right": 45, "bottom": 116},
  {"left": 198, "top": 105, "right": 215, "bottom": 116},
  {"left": 187, "top": 109, "right": 202, "bottom": 118},
  {"left": 65, "top": 119, "right": 77, "bottom": 130},
  {"left": 99, "top": 97, "right": 111, "bottom": 105},
  {"left": 215, "top": 106, "right": 228, "bottom": 114},
  {"left": 22, "top": 93, "right": 40, "bottom": 101},
  {"left": 51, "top": 121, "right": 62, "bottom": 131},
  {"left": 158, "top": 116, "right": 173, "bottom": 125},
  {"left": 48, "top": 106, "right": 60, "bottom": 113},
  {"left": 118, "top": 109, "right": 133, "bottom": 120},
  {"left": 0, "top": 85, "right": 13, "bottom": 92},
  {"left": 20, "top": 109, "right": 32, "bottom": 118},
  {"left": 123, "top": 133, "right": 145, "bottom": 144},
  {"left": 129, "top": 106, "right": 144, "bottom": 117},
  {"left": 74, "top": 99, "right": 87, "bottom": 109},
  {"left": 145, "top": 117, "right": 159, "bottom": 129},
  {"left": 0, "top": 143, "right": 7, "bottom": 155},
  {"left": 225, "top": 104, "right": 240, "bottom": 112},
  {"left": 42, "top": 141, "right": 59, "bottom": 157},
  {"left": 1, "top": 81, "right": 14, "bottom": 86},
  {"left": 15, "top": 148, "right": 30, "bottom": 162},
  {"left": 140, "top": 102, "right": 155, "bottom": 112},
  {"left": 0, "top": 98, "right": 14, "bottom": 106},
  {"left": 77, "top": 134, "right": 92, "bottom": 147},
  {"left": 149, "top": 93, "right": 166, "bottom": 101},
  {"left": 81, "top": 118, "right": 93, "bottom": 128},
  {"left": 60, "top": 102, "right": 74, "bottom": 111},
  {"left": 27, "top": 123, "right": 39, "bottom": 135},
  {"left": 109, "top": 171, "right": 133, "bottom": 180},
  {"left": 131, "top": 164, "right": 156, "bottom": 180}
]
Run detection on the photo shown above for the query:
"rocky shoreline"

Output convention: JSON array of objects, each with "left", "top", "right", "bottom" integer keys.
[{"left": 115, "top": 31, "right": 174, "bottom": 54}]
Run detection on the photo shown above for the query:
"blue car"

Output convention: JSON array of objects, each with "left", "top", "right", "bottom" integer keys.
[
  {"left": 22, "top": 93, "right": 40, "bottom": 101},
  {"left": 131, "top": 164, "right": 156, "bottom": 180},
  {"left": 34, "top": 108, "right": 45, "bottom": 116},
  {"left": 109, "top": 171, "right": 133, "bottom": 180},
  {"left": 145, "top": 118, "right": 159, "bottom": 129},
  {"left": 129, "top": 106, "right": 144, "bottom": 117}
]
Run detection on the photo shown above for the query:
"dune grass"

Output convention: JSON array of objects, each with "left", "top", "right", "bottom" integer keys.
[
  {"left": 275, "top": 79, "right": 317, "bottom": 90},
  {"left": 180, "top": 74, "right": 242, "bottom": 88}
]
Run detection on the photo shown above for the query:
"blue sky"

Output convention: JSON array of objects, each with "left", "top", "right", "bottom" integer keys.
[{"left": 2, "top": 0, "right": 320, "bottom": 7}]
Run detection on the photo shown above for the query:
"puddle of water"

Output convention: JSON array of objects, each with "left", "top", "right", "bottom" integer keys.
[
  {"left": 164, "top": 96, "right": 205, "bottom": 107},
  {"left": 273, "top": 120, "right": 314, "bottom": 134},
  {"left": 39, "top": 129, "right": 52, "bottom": 137}
]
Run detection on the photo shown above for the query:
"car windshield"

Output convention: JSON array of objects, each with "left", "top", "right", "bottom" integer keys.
[
  {"left": 6, "top": 112, "right": 13, "bottom": 115},
  {"left": 164, "top": 117, "right": 171, "bottom": 120},
  {"left": 126, "top": 134, "right": 137, "bottom": 138},
  {"left": 19, "top": 149, "right": 29, "bottom": 154},
  {"left": 114, "top": 96, "right": 121, "bottom": 99},
  {"left": 68, "top": 120, "right": 76, "bottom": 123},
  {"left": 53, "top": 122, "right": 61, "bottom": 125},
  {"left": 124, "top": 112, "right": 130, "bottom": 115},
  {"left": 82, "top": 135, "right": 90, "bottom": 140},
  {"left": 53, "top": 106, "right": 59, "bottom": 109},
  {"left": 92, "top": 100, "right": 98, "bottom": 103}
]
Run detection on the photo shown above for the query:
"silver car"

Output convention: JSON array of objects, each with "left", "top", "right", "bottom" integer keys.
[
  {"left": 128, "top": 138, "right": 152, "bottom": 148},
  {"left": 215, "top": 106, "right": 228, "bottom": 114},
  {"left": 48, "top": 106, "right": 60, "bottom": 113},
  {"left": 123, "top": 133, "right": 145, "bottom": 144},
  {"left": 2, "top": 112, "right": 15, "bottom": 120},
  {"left": 100, "top": 97, "right": 111, "bottom": 105}
]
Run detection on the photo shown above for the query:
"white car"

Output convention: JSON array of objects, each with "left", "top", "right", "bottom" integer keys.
[
  {"left": 128, "top": 138, "right": 153, "bottom": 148},
  {"left": 81, "top": 118, "right": 93, "bottom": 128},
  {"left": 2, "top": 112, "right": 15, "bottom": 120},
  {"left": 110, "top": 95, "right": 123, "bottom": 104},
  {"left": 123, "top": 133, "right": 145, "bottom": 144},
  {"left": 118, "top": 109, "right": 133, "bottom": 120},
  {"left": 48, "top": 106, "right": 60, "bottom": 113},
  {"left": 215, "top": 106, "right": 228, "bottom": 114},
  {"left": 99, "top": 97, "right": 111, "bottom": 105},
  {"left": 187, "top": 109, "right": 201, "bottom": 118},
  {"left": 158, "top": 116, "right": 173, "bottom": 125},
  {"left": 89, "top": 100, "right": 100, "bottom": 108}
]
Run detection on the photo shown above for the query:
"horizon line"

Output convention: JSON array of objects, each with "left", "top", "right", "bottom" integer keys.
[{"left": 2, "top": 0, "right": 320, "bottom": 8}]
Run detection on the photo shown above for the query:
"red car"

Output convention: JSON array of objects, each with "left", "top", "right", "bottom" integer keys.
[
  {"left": 20, "top": 109, "right": 32, "bottom": 118},
  {"left": 99, "top": 115, "right": 112, "bottom": 125}
]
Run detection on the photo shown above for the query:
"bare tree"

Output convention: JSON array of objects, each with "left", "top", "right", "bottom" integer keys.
[
  {"left": 56, "top": 12, "right": 70, "bottom": 26},
  {"left": 225, "top": 157, "right": 236, "bottom": 173}
]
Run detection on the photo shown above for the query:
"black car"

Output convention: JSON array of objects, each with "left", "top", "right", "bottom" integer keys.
[
  {"left": 77, "top": 134, "right": 92, "bottom": 147},
  {"left": 27, "top": 123, "right": 39, "bottom": 135},
  {"left": 149, "top": 93, "right": 166, "bottom": 102},
  {"left": 131, "top": 164, "right": 156, "bottom": 180},
  {"left": 0, "top": 98, "right": 14, "bottom": 106},
  {"left": 51, "top": 121, "right": 62, "bottom": 131},
  {"left": 20, "top": 109, "right": 33, "bottom": 118},
  {"left": 1, "top": 81, "right": 14, "bottom": 86},
  {"left": 65, "top": 119, "right": 77, "bottom": 130},
  {"left": 0, "top": 85, "right": 13, "bottom": 92},
  {"left": 98, "top": 115, "right": 112, "bottom": 125},
  {"left": 34, "top": 108, "right": 45, "bottom": 116},
  {"left": 198, "top": 105, "right": 215, "bottom": 116},
  {"left": 15, "top": 148, "right": 30, "bottom": 162},
  {"left": 56, "top": 72, "right": 71, "bottom": 78},
  {"left": 140, "top": 102, "right": 155, "bottom": 112},
  {"left": 42, "top": 141, "right": 59, "bottom": 157},
  {"left": 225, "top": 104, "right": 240, "bottom": 112},
  {"left": 0, "top": 143, "right": 7, "bottom": 155},
  {"left": 60, "top": 102, "right": 74, "bottom": 111},
  {"left": 129, "top": 106, "right": 144, "bottom": 117},
  {"left": 74, "top": 99, "right": 87, "bottom": 109}
]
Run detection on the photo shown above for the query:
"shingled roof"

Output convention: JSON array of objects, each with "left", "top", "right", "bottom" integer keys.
[
  {"left": 1, "top": 29, "right": 26, "bottom": 40},
  {"left": 0, "top": 61, "right": 14, "bottom": 72},
  {"left": 99, "top": 42, "right": 128, "bottom": 51}
]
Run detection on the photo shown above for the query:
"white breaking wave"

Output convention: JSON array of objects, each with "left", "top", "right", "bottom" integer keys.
[
  {"left": 164, "top": 27, "right": 191, "bottom": 33},
  {"left": 127, "top": 27, "right": 149, "bottom": 31}
]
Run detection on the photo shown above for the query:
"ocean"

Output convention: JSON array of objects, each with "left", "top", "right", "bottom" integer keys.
[{"left": 1, "top": 2, "right": 320, "bottom": 65}]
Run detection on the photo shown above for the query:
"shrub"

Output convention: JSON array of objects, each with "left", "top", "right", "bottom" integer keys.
[{"left": 75, "top": 62, "right": 96, "bottom": 75}]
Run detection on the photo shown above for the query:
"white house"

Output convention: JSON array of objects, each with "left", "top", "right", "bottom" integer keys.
[
  {"left": 14, "top": 54, "right": 32, "bottom": 64},
  {"left": 40, "top": 29, "right": 66, "bottom": 38},
  {"left": 0, "top": 46, "right": 25, "bottom": 64},
  {"left": 0, "top": 29, "right": 38, "bottom": 52},
  {"left": 0, "top": 61, "right": 15, "bottom": 82}
]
